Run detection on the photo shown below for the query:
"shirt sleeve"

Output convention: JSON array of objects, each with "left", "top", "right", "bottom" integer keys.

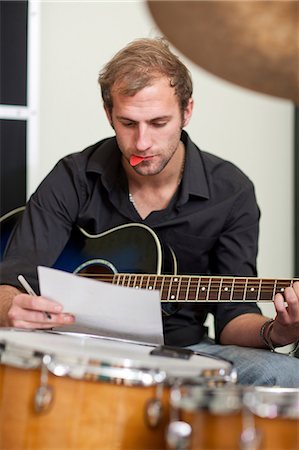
[
  {"left": 0, "top": 154, "right": 86, "bottom": 293},
  {"left": 211, "top": 181, "right": 262, "bottom": 342}
]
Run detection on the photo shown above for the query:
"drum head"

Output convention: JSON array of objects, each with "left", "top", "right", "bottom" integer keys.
[
  {"left": 0, "top": 329, "right": 234, "bottom": 385},
  {"left": 243, "top": 386, "right": 299, "bottom": 419}
]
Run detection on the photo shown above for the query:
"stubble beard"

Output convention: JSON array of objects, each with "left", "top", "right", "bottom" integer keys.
[{"left": 132, "top": 132, "right": 183, "bottom": 177}]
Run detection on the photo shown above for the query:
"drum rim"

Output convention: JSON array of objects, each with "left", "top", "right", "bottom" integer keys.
[
  {"left": 0, "top": 328, "right": 236, "bottom": 386},
  {"left": 169, "top": 384, "right": 299, "bottom": 418}
]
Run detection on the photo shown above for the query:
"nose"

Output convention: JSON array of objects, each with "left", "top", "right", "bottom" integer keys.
[{"left": 135, "top": 124, "right": 151, "bottom": 152}]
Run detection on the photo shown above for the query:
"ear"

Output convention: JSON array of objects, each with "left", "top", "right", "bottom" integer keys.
[{"left": 182, "top": 98, "right": 194, "bottom": 127}]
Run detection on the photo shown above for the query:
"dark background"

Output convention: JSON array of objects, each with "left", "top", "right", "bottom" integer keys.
[{"left": 0, "top": 0, "right": 28, "bottom": 216}]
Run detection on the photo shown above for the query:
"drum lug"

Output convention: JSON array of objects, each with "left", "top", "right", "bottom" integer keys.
[
  {"left": 166, "top": 420, "right": 192, "bottom": 450},
  {"left": 240, "top": 427, "right": 262, "bottom": 450},
  {"left": 240, "top": 407, "right": 262, "bottom": 450},
  {"left": 145, "top": 397, "right": 163, "bottom": 428},
  {"left": 34, "top": 354, "right": 54, "bottom": 414},
  {"left": 145, "top": 382, "right": 164, "bottom": 428}
]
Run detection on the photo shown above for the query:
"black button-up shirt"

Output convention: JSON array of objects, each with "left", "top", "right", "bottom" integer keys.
[{"left": 0, "top": 131, "right": 261, "bottom": 345}]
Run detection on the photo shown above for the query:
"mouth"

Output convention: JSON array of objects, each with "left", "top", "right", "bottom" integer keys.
[{"left": 130, "top": 155, "right": 153, "bottom": 166}]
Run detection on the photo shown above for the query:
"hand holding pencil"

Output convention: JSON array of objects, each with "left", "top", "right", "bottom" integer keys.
[{"left": 4, "top": 275, "right": 76, "bottom": 329}]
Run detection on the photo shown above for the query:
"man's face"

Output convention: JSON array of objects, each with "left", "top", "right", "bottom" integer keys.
[{"left": 105, "top": 77, "right": 193, "bottom": 176}]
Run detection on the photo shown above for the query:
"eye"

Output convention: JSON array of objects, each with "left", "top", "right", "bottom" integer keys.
[
  {"left": 152, "top": 122, "right": 167, "bottom": 128},
  {"left": 120, "top": 120, "right": 136, "bottom": 128}
]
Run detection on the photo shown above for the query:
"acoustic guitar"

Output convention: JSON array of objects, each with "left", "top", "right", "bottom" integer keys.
[{"left": 1, "top": 207, "right": 298, "bottom": 304}]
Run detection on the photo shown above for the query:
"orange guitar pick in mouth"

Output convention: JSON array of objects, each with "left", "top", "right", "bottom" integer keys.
[{"left": 130, "top": 155, "right": 146, "bottom": 166}]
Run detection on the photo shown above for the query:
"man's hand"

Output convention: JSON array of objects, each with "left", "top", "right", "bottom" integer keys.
[
  {"left": 272, "top": 281, "right": 299, "bottom": 346},
  {"left": 0, "top": 285, "right": 75, "bottom": 329}
]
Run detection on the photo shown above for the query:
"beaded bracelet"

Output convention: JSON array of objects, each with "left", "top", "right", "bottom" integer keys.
[
  {"left": 265, "top": 320, "right": 276, "bottom": 352},
  {"left": 260, "top": 318, "right": 299, "bottom": 356},
  {"left": 260, "top": 319, "right": 276, "bottom": 352}
]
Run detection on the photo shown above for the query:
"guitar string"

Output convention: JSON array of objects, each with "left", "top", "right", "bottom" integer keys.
[{"left": 79, "top": 273, "right": 293, "bottom": 299}]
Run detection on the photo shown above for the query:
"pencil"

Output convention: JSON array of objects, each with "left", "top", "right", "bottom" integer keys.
[{"left": 17, "top": 274, "right": 52, "bottom": 320}]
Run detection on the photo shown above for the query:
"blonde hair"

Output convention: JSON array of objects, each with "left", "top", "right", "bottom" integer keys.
[{"left": 98, "top": 37, "right": 193, "bottom": 115}]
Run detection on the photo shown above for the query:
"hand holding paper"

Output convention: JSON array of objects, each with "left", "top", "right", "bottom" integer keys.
[{"left": 37, "top": 266, "right": 164, "bottom": 345}]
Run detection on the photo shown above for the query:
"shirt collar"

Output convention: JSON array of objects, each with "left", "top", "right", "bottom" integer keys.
[
  {"left": 178, "top": 130, "right": 210, "bottom": 205},
  {"left": 86, "top": 137, "right": 126, "bottom": 192}
]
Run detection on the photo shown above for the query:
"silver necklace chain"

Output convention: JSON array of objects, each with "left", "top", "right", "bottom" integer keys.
[{"left": 128, "top": 192, "right": 136, "bottom": 207}]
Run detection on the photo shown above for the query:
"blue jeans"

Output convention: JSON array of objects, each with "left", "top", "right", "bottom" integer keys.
[{"left": 187, "top": 338, "right": 299, "bottom": 387}]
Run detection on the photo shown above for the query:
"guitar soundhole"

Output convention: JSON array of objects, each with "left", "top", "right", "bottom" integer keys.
[
  {"left": 74, "top": 259, "right": 117, "bottom": 277},
  {"left": 79, "top": 265, "right": 110, "bottom": 275}
]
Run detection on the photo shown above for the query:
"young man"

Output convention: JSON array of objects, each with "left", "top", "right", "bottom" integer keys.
[{"left": 0, "top": 38, "right": 298, "bottom": 385}]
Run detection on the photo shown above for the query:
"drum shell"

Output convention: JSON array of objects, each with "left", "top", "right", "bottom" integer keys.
[
  {"left": 180, "top": 409, "right": 299, "bottom": 450},
  {"left": 0, "top": 329, "right": 234, "bottom": 450},
  {"left": 169, "top": 385, "right": 299, "bottom": 450},
  {"left": 0, "top": 363, "right": 169, "bottom": 450}
]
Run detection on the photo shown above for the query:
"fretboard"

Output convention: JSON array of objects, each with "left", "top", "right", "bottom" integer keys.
[{"left": 88, "top": 273, "right": 298, "bottom": 302}]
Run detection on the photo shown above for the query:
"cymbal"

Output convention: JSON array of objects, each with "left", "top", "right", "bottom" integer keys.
[{"left": 147, "top": 1, "right": 299, "bottom": 104}]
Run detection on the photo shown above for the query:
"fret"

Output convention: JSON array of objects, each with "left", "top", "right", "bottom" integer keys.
[
  {"left": 126, "top": 274, "right": 133, "bottom": 288},
  {"left": 177, "top": 276, "right": 191, "bottom": 301},
  {"left": 147, "top": 275, "right": 157, "bottom": 292},
  {"left": 127, "top": 274, "right": 133, "bottom": 288},
  {"left": 272, "top": 279, "right": 277, "bottom": 301},
  {"left": 168, "top": 275, "right": 183, "bottom": 302},
  {"left": 133, "top": 274, "right": 139, "bottom": 288},
  {"left": 145, "top": 275, "right": 151, "bottom": 290},
  {"left": 167, "top": 276, "right": 180, "bottom": 301},
  {"left": 195, "top": 277, "right": 209, "bottom": 301},
  {"left": 229, "top": 278, "right": 235, "bottom": 302},
  {"left": 257, "top": 278, "right": 262, "bottom": 302},
  {"left": 154, "top": 275, "right": 163, "bottom": 294},
  {"left": 194, "top": 276, "right": 201, "bottom": 301},
  {"left": 206, "top": 278, "right": 222, "bottom": 301},
  {"left": 217, "top": 278, "right": 224, "bottom": 301},
  {"left": 139, "top": 275, "right": 147, "bottom": 289},
  {"left": 161, "top": 275, "right": 171, "bottom": 301},
  {"left": 231, "top": 278, "right": 248, "bottom": 301},
  {"left": 120, "top": 274, "right": 128, "bottom": 287},
  {"left": 259, "top": 279, "right": 276, "bottom": 301},
  {"left": 188, "top": 276, "right": 201, "bottom": 301},
  {"left": 113, "top": 274, "right": 120, "bottom": 286},
  {"left": 153, "top": 275, "right": 158, "bottom": 291},
  {"left": 275, "top": 279, "right": 293, "bottom": 295},
  {"left": 158, "top": 276, "right": 165, "bottom": 300},
  {"left": 167, "top": 276, "right": 178, "bottom": 301},
  {"left": 245, "top": 279, "right": 260, "bottom": 301},
  {"left": 186, "top": 276, "right": 192, "bottom": 301},
  {"left": 133, "top": 275, "right": 142, "bottom": 288},
  {"left": 175, "top": 276, "right": 182, "bottom": 301},
  {"left": 242, "top": 278, "right": 249, "bottom": 301},
  {"left": 219, "top": 278, "right": 234, "bottom": 301},
  {"left": 206, "top": 277, "right": 212, "bottom": 300}
]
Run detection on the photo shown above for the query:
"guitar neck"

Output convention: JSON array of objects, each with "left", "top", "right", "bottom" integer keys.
[{"left": 92, "top": 273, "right": 298, "bottom": 302}]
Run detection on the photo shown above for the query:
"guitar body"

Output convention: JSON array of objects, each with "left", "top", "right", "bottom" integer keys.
[
  {"left": 0, "top": 208, "right": 172, "bottom": 277},
  {"left": 53, "top": 223, "right": 164, "bottom": 275}
]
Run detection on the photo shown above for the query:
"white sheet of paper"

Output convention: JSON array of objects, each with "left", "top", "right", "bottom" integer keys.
[{"left": 38, "top": 266, "right": 164, "bottom": 345}]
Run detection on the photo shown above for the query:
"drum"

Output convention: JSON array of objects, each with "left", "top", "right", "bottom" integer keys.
[
  {"left": 243, "top": 386, "right": 299, "bottom": 450},
  {"left": 0, "top": 329, "right": 234, "bottom": 450},
  {"left": 166, "top": 385, "right": 299, "bottom": 450}
]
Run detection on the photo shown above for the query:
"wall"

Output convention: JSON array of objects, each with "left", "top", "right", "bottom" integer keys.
[{"left": 33, "top": 1, "right": 294, "bottom": 320}]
